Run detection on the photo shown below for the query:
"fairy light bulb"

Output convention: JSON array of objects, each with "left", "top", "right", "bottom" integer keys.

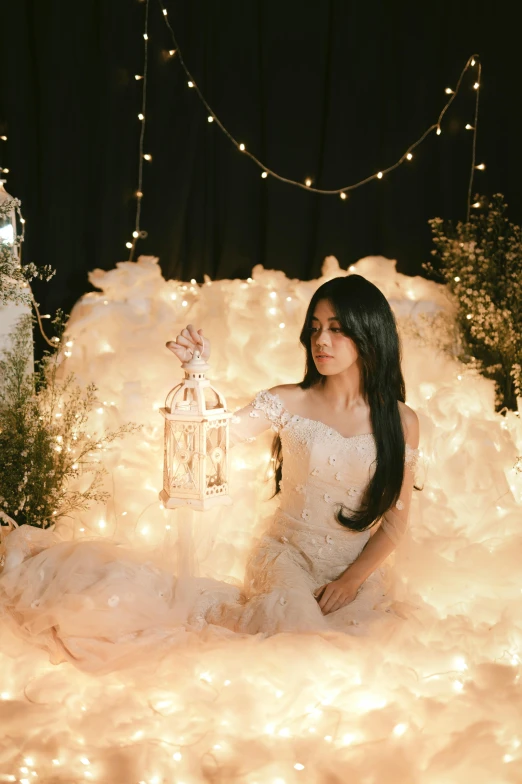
[
  {"left": 465, "top": 124, "right": 474, "bottom": 130},
  {"left": 143, "top": 154, "right": 152, "bottom": 161},
  {"left": 135, "top": 74, "right": 143, "bottom": 80},
  {"left": 340, "top": 192, "right": 347, "bottom": 199},
  {"left": 126, "top": 241, "right": 133, "bottom": 249},
  {"left": 162, "top": 7, "right": 167, "bottom": 14},
  {"left": 472, "top": 201, "right": 481, "bottom": 208},
  {"left": 305, "top": 178, "right": 312, "bottom": 187},
  {"left": 406, "top": 153, "right": 413, "bottom": 160},
  {"left": 454, "top": 276, "right": 460, "bottom": 282},
  {"left": 239, "top": 143, "right": 246, "bottom": 151},
  {"left": 261, "top": 171, "right": 268, "bottom": 178},
  {"left": 475, "top": 163, "right": 486, "bottom": 170},
  {"left": 207, "top": 116, "right": 214, "bottom": 122},
  {"left": 136, "top": 190, "right": 143, "bottom": 198},
  {"left": 471, "top": 58, "right": 476, "bottom": 66},
  {"left": 455, "top": 656, "right": 468, "bottom": 671},
  {"left": 187, "top": 81, "right": 194, "bottom": 88},
  {"left": 436, "top": 127, "right": 442, "bottom": 135},
  {"left": 132, "top": 231, "right": 139, "bottom": 238},
  {"left": 138, "top": 113, "right": 144, "bottom": 121},
  {"left": 143, "top": 33, "right": 148, "bottom": 41},
  {"left": 377, "top": 171, "right": 383, "bottom": 179},
  {"left": 445, "top": 87, "right": 454, "bottom": 94},
  {"left": 473, "top": 82, "right": 479, "bottom": 89}
]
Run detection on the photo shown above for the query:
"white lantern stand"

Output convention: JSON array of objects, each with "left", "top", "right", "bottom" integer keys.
[
  {"left": 160, "top": 349, "right": 232, "bottom": 578},
  {"left": 0, "top": 181, "right": 31, "bottom": 364}
]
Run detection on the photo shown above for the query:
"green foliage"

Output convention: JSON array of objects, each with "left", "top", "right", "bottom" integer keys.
[
  {"left": 0, "top": 197, "right": 55, "bottom": 306},
  {"left": 0, "top": 315, "right": 139, "bottom": 528},
  {"left": 424, "top": 194, "right": 522, "bottom": 411}
]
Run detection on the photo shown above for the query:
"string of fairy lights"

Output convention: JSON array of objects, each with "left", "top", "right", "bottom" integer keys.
[
  {"left": 124, "top": 0, "right": 485, "bottom": 254},
  {"left": 126, "top": 0, "right": 150, "bottom": 262}
]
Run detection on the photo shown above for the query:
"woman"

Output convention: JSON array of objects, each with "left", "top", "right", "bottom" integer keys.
[
  {"left": 168, "top": 274, "right": 419, "bottom": 634},
  {"left": 0, "top": 275, "right": 419, "bottom": 671}
]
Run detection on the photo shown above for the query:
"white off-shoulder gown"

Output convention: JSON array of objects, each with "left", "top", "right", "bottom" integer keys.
[{"left": 0, "top": 390, "right": 419, "bottom": 672}]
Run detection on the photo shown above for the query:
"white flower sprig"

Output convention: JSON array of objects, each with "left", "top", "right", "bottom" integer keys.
[{"left": 424, "top": 194, "right": 522, "bottom": 410}]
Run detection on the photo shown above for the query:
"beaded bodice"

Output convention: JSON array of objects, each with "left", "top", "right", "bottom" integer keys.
[{"left": 231, "top": 390, "right": 419, "bottom": 537}]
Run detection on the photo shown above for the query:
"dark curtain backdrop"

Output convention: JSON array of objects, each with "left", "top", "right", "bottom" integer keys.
[{"left": 0, "top": 0, "right": 520, "bottom": 319}]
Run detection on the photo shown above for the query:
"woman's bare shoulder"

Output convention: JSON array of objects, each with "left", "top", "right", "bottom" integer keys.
[
  {"left": 398, "top": 400, "right": 420, "bottom": 448},
  {"left": 267, "top": 383, "right": 303, "bottom": 409}
]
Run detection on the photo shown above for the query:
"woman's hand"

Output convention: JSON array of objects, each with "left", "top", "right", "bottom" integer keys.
[
  {"left": 314, "top": 575, "right": 361, "bottom": 615},
  {"left": 166, "top": 324, "right": 211, "bottom": 364}
]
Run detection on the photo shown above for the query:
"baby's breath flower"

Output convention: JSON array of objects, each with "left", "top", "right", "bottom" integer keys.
[
  {"left": 423, "top": 194, "right": 521, "bottom": 411},
  {"left": 0, "top": 315, "right": 140, "bottom": 528}
]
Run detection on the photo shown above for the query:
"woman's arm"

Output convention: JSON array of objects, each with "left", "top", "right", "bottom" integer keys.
[
  {"left": 228, "top": 390, "right": 285, "bottom": 446},
  {"left": 339, "top": 460, "right": 416, "bottom": 587},
  {"left": 167, "top": 325, "right": 288, "bottom": 447}
]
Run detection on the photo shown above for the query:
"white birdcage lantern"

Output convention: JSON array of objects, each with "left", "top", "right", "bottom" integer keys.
[
  {"left": 160, "top": 349, "right": 233, "bottom": 510},
  {"left": 0, "top": 181, "right": 31, "bottom": 365},
  {"left": 0, "top": 180, "right": 17, "bottom": 251}
]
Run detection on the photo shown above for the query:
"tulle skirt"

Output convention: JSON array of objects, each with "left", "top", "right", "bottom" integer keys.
[{"left": 0, "top": 521, "right": 392, "bottom": 674}]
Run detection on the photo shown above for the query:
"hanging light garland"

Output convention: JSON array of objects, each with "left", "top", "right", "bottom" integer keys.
[
  {"left": 127, "top": 0, "right": 484, "bottom": 253},
  {"left": 127, "top": 0, "right": 151, "bottom": 262}
]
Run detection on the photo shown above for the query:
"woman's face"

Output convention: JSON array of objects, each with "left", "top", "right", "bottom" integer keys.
[{"left": 310, "top": 299, "right": 359, "bottom": 376}]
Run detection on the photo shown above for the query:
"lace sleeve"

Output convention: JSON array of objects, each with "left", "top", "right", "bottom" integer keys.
[
  {"left": 379, "top": 446, "right": 419, "bottom": 546},
  {"left": 405, "top": 444, "right": 420, "bottom": 476},
  {"left": 229, "top": 389, "right": 291, "bottom": 447}
]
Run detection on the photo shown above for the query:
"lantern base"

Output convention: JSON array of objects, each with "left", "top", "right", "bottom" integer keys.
[{"left": 160, "top": 490, "right": 233, "bottom": 511}]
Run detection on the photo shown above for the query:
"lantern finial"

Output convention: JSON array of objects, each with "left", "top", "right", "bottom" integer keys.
[{"left": 181, "top": 347, "right": 210, "bottom": 374}]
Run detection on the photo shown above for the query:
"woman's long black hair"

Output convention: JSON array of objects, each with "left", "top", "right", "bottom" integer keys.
[{"left": 272, "top": 274, "right": 407, "bottom": 533}]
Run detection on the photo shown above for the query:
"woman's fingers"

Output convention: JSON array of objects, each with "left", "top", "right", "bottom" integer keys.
[
  {"left": 186, "top": 324, "right": 204, "bottom": 346},
  {"left": 166, "top": 345, "right": 190, "bottom": 363},
  {"left": 175, "top": 334, "right": 194, "bottom": 349},
  {"left": 181, "top": 325, "right": 203, "bottom": 349},
  {"left": 314, "top": 585, "right": 326, "bottom": 600},
  {"left": 324, "top": 598, "right": 343, "bottom": 615},
  {"left": 322, "top": 594, "right": 339, "bottom": 615},
  {"left": 318, "top": 586, "right": 342, "bottom": 615},
  {"left": 166, "top": 325, "right": 209, "bottom": 363},
  {"left": 317, "top": 586, "right": 333, "bottom": 611}
]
